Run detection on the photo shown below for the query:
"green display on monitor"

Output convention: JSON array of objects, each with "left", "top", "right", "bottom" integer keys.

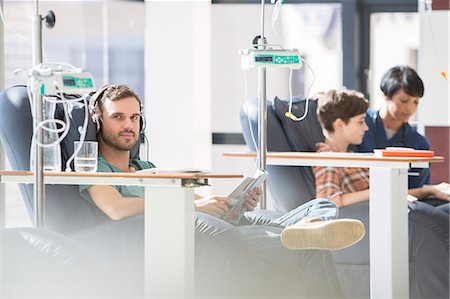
[{"left": 62, "top": 76, "right": 94, "bottom": 89}]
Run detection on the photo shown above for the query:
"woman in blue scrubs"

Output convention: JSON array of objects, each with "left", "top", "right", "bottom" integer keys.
[{"left": 356, "top": 65, "right": 449, "bottom": 208}]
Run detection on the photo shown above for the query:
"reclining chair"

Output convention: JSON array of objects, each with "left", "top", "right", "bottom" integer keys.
[
  {"left": 0, "top": 85, "right": 110, "bottom": 234},
  {"left": 0, "top": 85, "right": 146, "bottom": 296},
  {"left": 241, "top": 96, "right": 449, "bottom": 298}
]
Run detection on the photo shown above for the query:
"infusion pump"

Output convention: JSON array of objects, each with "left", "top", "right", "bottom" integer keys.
[
  {"left": 29, "top": 64, "right": 96, "bottom": 96},
  {"left": 240, "top": 47, "right": 303, "bottom": 70}
]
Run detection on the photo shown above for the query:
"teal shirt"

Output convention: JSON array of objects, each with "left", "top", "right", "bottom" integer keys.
[{"left": 79, "top": 155, "right": 156, "bottom": 206}]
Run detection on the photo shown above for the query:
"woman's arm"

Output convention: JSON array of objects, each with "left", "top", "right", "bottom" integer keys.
[{"left": 409, "top": 185, "right": 450, "bottom": 201}]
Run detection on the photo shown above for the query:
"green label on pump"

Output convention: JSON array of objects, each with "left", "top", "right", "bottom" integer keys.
[
  {"left": 62, "top": 76, "right": 94, "bottom": 88},
  {"left": 274, "top": 55, "right": 299, "bottom": 64}
]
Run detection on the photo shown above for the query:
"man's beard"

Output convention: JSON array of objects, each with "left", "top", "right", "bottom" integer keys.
[{"left": 100, "top": 129, "right": 137, "bottom": 151}]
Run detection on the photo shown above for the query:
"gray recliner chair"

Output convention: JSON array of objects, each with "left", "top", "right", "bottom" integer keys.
[
  {"left": 0, "top": 85, "right": 147, "bottom": 234},
  {"left": 0, "top": 85, "right": 103, "bottom": 234},
  {"left": 0, "top": 85, "right": 148, "bottom": 296},
  {"left": 241, "top": 96, "right": 449, "bottom": 298}
]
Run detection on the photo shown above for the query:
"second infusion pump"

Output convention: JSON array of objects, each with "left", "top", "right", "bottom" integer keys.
[{"left": 240, "top": 48, "right": 303, "bottom": 70}]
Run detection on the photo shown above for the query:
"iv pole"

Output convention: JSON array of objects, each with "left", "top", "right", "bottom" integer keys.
[
  {"left": 247, "top": 1, "right": 301, "bottom": 208},
  {"left": 32, "top": 0, "right": 44, "bottom": 229},
  {"left": 257, "top": 0, "right": 268, "bottom": 209},
  {"left": 31, "top": 0, "right": 55, "bottom": 228}
]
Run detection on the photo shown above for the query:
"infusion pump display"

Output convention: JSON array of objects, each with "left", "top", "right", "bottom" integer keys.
[{"left": 62, "top": 75, "right": 94, "bottom": 90}]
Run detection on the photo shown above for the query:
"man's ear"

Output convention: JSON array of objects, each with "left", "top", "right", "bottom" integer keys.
[{"left": 92, "top": 113, "right": 102, "bottom": 133}]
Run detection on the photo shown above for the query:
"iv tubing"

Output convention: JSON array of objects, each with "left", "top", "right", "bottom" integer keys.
[
  {"left": 64, "top": 97, "right": 89, "bottom": 172},
  {"left": 286, "top": 57, "right": 316, "bottom": 121}
]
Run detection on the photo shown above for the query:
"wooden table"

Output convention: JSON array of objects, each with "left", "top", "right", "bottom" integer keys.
[
  {"left": 224, "top": 152, "right": 444, "bottom": 299},
  {"left": 0, "top": 170, "right": 242, "bottom": 298}
]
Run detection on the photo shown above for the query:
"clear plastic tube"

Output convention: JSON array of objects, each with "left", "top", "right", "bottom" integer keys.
[
  {"left": 285, "top": 57, "right": 316, "bottom": 122},
  {"left": 242, "top": 70, "right": 260, "bottom": 170},
  {"left": 29, "top": 92, "right": 90, "bottom": 172},
  {"left": 64, "top": 97, "right": 89, "bottom": 172}
]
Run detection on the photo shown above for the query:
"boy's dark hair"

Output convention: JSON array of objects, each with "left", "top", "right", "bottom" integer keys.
[
  {"left": 380, "top": 65, "right": 424, "bottom": 99},
  {"left": 317, "top": 89, "right": 369, "bottom": 133}
]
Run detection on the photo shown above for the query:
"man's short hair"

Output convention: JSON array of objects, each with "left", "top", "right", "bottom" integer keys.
[
  {"left": 317, "top": 89, "right": 369, "bottom": 133},
  {"left": 380, "top": 65, "right": 424, "bottom": 99},
  {"left": 95, "top": 85, "right": 142, "bottom": 116}
]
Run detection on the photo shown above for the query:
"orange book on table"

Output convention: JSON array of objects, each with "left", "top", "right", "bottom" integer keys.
[{"left": 373, "top": 149, "right": 435, "bottom": 158}]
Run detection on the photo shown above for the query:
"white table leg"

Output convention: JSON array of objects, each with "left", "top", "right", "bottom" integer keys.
[
  {"left": 369, "top": 167, "right": 409, "bottom": 298},
  {"left": 144, "top": 186, "right": 195, "bottom": 297}
]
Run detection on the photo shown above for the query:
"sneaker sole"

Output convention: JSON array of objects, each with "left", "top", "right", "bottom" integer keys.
[{"left": 281, "top": 218, "right": 365, "bottom": 250}]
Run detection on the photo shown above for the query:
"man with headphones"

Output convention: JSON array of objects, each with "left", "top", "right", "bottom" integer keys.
[
  {"left": 79, "top": 84, "right": 366, "bottom": 297},
  {"left": 81, "top": 84, "right": 261, "bottom": 220}
]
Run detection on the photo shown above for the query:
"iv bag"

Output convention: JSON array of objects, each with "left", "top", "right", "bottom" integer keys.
[{"left": 30, "top": 100, "right": 62, "bottom": 172}]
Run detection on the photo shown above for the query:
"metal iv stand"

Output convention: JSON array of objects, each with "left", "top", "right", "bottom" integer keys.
[
  {"left": 256, "top": 0, "right": 268, "bottom": 209},
  {"left": 31, "top": 0, "right": 55, "bottom": 228}
]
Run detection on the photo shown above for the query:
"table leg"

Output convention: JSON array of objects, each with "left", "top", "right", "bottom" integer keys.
[
  {"left": 144, "top": 186, "right": 195, "bottom": 297},
  {"left": 369, "top": 167, "right": 409, "bottom": 298}
]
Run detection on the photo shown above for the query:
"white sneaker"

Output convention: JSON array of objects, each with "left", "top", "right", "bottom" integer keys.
[{"left": 281, "top": 218, "right": 365, "bottom": 250}]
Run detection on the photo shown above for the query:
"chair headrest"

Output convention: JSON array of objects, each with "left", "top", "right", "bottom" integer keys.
[{"left": 272, "top": 97, "right": 325, "bottom": 152}]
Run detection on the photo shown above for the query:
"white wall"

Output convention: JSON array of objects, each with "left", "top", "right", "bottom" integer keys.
[
  {"left": 145, "top": 1, "right": 211, "bottom": 170},
  {"left": 418, "top": 8, "right": 449, "bottom": 128},
  {"left": 369, "top": 13, "right": 420, "bottom": 110}
]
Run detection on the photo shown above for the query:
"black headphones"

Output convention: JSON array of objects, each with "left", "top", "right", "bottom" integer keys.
[
  {"left": 372, "top": 111, "right": 406, "bottom": 147},
  {"left": 89, "top": 84, "right": 146, "bottom": 134}
]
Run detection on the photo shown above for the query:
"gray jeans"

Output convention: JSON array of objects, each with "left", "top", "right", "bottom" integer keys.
[{"left": 243, "top": 198, "right": 339, "bottom": 227}]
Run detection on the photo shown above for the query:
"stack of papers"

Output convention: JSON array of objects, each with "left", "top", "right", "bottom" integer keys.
[
  {"left": 433, "top": 182, "right": 450, "bottom": 195},
  {"left": 373, "top": 147, "right": 434, "bottom": 158}
]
